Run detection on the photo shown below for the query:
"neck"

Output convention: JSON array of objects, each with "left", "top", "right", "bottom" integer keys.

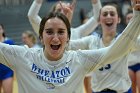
[
  {"left": 44, "top": 48, "right": 63, "bottom": 61},
  {"left": 102, "top": 31, "right": 116, "bottom": 47},
  {"left": 0, "top": 35, "right": 4, "bottom": 42},
  {"left": 27, "top": 43, "right": 34, "bottom": 48}
]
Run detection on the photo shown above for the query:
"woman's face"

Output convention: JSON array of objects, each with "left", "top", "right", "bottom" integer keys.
[
  {"left": 99, "top": 5, "right": 120, "bottom": 32},
  {"left": 55, "top": 2, "right": 70, "bottom": 14},
  {"left": 22, "top": 33, "right": 31, "bottom": 45},
  {"left": 126, "top": 13, "right": 133, "bottom": 25},
  {"left": 42, "top": 17, "right": 69, "bottom": 61}
]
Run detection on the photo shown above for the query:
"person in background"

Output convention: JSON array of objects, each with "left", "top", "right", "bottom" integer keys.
[
  {"left": 124, "top": 10, "right": 140, "bottom": 93},
  {"left": 22, "top": 30, "right": 41, "bottom": 48},
  {"left": 27, "top": 0, "right": 101, "bottom": 40},
  {"left": 0, "top": 24, "right": 14, "bottom": 93},
  {"left": 68, "top": 1, "right": 140, "bottom": 93}
]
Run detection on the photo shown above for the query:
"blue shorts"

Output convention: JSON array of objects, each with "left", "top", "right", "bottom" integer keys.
[
  {"left": 0, "top": 63, "right": 14, "bottom": 80},
  {"left": 129, "top": 63, "right": 140, "bottom": 72},
  {"left": 92, "top": 88, "right": 132, "bottom": 93}
]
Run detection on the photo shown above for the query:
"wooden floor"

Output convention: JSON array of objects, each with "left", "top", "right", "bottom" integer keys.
[
  {"left": 13, "top": 80, "right": 18, "bottom": 93},
  {"left": 13, "top": 79, "right": 139, "bottom": 93}
]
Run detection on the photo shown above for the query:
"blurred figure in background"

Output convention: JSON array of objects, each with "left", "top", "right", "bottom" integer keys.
[
  {"left": 22, "top": 30, "right": 41, "bottom": 48},
  {"left": 0, "top": 24, "right": 14, "bottom": 93},
  {"left": 27, "top": 0, "right": 101, "bottom": 40},
  {"left": 125, "top": 10, "right": 140, "bottom": 93}
]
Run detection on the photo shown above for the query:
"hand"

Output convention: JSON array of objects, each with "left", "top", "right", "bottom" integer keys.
[
  {"left": 59, "top": 0, "right": 76, "bottom": 24},
  {"left": 91, "top": 0, "right": 98, "bottom": 4},
  {"left": 36, "top": 0, "right": 43, "bottom": 4},
  {"left": 132, "top": 0, "right": 140, "bottom": 10}
]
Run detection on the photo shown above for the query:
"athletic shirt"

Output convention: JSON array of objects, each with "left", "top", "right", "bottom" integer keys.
[{"left": 91, "top": 36, "right": 131, "bottom": 92}]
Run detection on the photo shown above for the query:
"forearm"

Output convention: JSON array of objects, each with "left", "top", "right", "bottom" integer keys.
[
  {"left": 75, "top": 17, "right": 98, "bottom": 38},
  {"left": 72, "top": 0, "right": 101, "bottom": 39},
  {"left": 0, "top": 43, "right": 13, "bottom": 67},
  {"left": 28, "top": 0, "right": 42, "bottom": 19},
  {"left": 132, "top": 35, "right": 140, "bottom": 51},
  {"left": 28, "top": 0, "right": 42, "bottom": 36},
  {"left": 92, "top": 0, "right": 102, "bottom": 21},
  {"left": 69, "top": 36, "right": 93, "bottom": 50}
]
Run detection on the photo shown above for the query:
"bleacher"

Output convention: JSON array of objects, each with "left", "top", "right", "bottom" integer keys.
[{"left": 0, "top": 0, "right": 93, "bottom": 45}]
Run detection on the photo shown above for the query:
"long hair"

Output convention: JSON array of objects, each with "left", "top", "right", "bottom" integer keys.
[{"left": 0, "top": 24, "right": 6, "bottom": 37}]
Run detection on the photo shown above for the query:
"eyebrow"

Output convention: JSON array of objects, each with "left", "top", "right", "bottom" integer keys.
[{"left": 44, "top": 28, "right": 66, "bottom": 30}]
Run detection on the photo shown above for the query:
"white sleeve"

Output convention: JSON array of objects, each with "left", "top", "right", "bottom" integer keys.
[
  {"left": 78, "top": 10, "right": 140, "bottom": 72},
  {"left": 71, "top": 17, "right": 98, "bottom": 40},
  {"left": 133, "top": 35, "right": 140, "bottom": 50},
  {"left": 0, "top": 43, "right": 28, "bottom": 68},
  {"left": 69, "top": 35, "right": 98, "bottom": 50},
  {"left": 92, "top": 0, "right": 102, "bottom": 21},
  {"left": 27, "top": 0, "right": 42, "bottom": 36},
  {"left": 71, "top": 0, "right": 101, "bottom": 39}
]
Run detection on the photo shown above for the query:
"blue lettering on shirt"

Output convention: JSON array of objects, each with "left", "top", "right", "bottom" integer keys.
[{"left": 31, "top": 63, "right": 71, "bottom": 85}]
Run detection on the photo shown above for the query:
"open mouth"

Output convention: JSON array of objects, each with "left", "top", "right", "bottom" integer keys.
[
  {"left": 105, "top": 23, "right": 113, "bottom": 27},
  {"left": 50, "top": 44, "right": 61, "bottom": 50}
]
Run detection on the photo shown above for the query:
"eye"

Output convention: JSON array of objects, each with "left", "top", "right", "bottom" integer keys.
[
  {"left": 45, "top": 29, "right": 53, "bottom": 35},
  {"left": 110, "top": 12, "right": 115, "bottom": 16},
  {"left": 103, "top": 12, "right": 108, "bottom": 17},
  {"left": 58, "top": 30, "right": 65, "bottom": 35}
]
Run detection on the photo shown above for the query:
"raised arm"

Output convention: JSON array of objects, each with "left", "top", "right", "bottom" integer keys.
[
  {"left": 132, "top": 35, "right": 140, "bottom": 50},
  {"left": 27, "top": 0, "right": 43, "bottom": 36},
  {"left": 69, "top": 35, "right": 99, "bottom": 50},
  {"left": 71, "top": 0, "right": 101, "bottom": 39},
  {"left": 0, "top": 43, "right": 30, "bottom": 68},
  {"left": 92, "top": 0, "right": 102, "bottom": 21}
]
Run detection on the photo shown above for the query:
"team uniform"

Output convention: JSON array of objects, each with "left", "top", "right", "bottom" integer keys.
[
  {"left": 0, "top": 10, "right": 140, "bottom": 93},
  {"left": 69, "top": 11, "right": 140, "bottom": 93},
  {"left": 0, "top": 37, "right": 14, "bottom": 80},
  {"left": 27, "top": 0, "right": 101, "bottom": 39},
  {"left": 128, "top": 50, "right": 140, "bottom": 72}
]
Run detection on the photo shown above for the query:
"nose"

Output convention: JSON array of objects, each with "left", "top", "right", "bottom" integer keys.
[
  {"left": 52, "top": 33, "right": 59, "bottom": 42},
  {"left": 107, "top": 13, "right": 111, "bottom": 18}
]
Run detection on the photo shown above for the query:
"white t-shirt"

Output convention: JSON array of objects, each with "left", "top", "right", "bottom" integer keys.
[
  {"left": 0, "top": 43, "right": 132, "bottom": 93},
  {"left": 91, "top": 36, "right": 131, "bottom": 92}
]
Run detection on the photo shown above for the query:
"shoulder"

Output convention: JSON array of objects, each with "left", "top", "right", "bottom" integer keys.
[{"left": 4, "top": 37, "right": 15, "bottom": 45}]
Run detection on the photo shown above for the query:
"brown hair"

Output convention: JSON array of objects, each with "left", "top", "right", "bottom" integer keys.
[
  {"left": 0, "top": 24, "right": 6, "bottom": 37},
  {"left": 39, "top": 12, "right": 71, "bottom": 40},
  {"left": 23, "top": 30, "right": 37, "bottom": 44}
]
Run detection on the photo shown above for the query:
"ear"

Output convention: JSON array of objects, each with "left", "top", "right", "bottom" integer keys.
[
  {"left": 40, "top": 37, "right": 44, "bottom": 45},
  {"left": 67, "top": 38, "right": 69, "bottom": 43},
  {"left": 118, "top": 17, "right": 121, "bottom": 23}
]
